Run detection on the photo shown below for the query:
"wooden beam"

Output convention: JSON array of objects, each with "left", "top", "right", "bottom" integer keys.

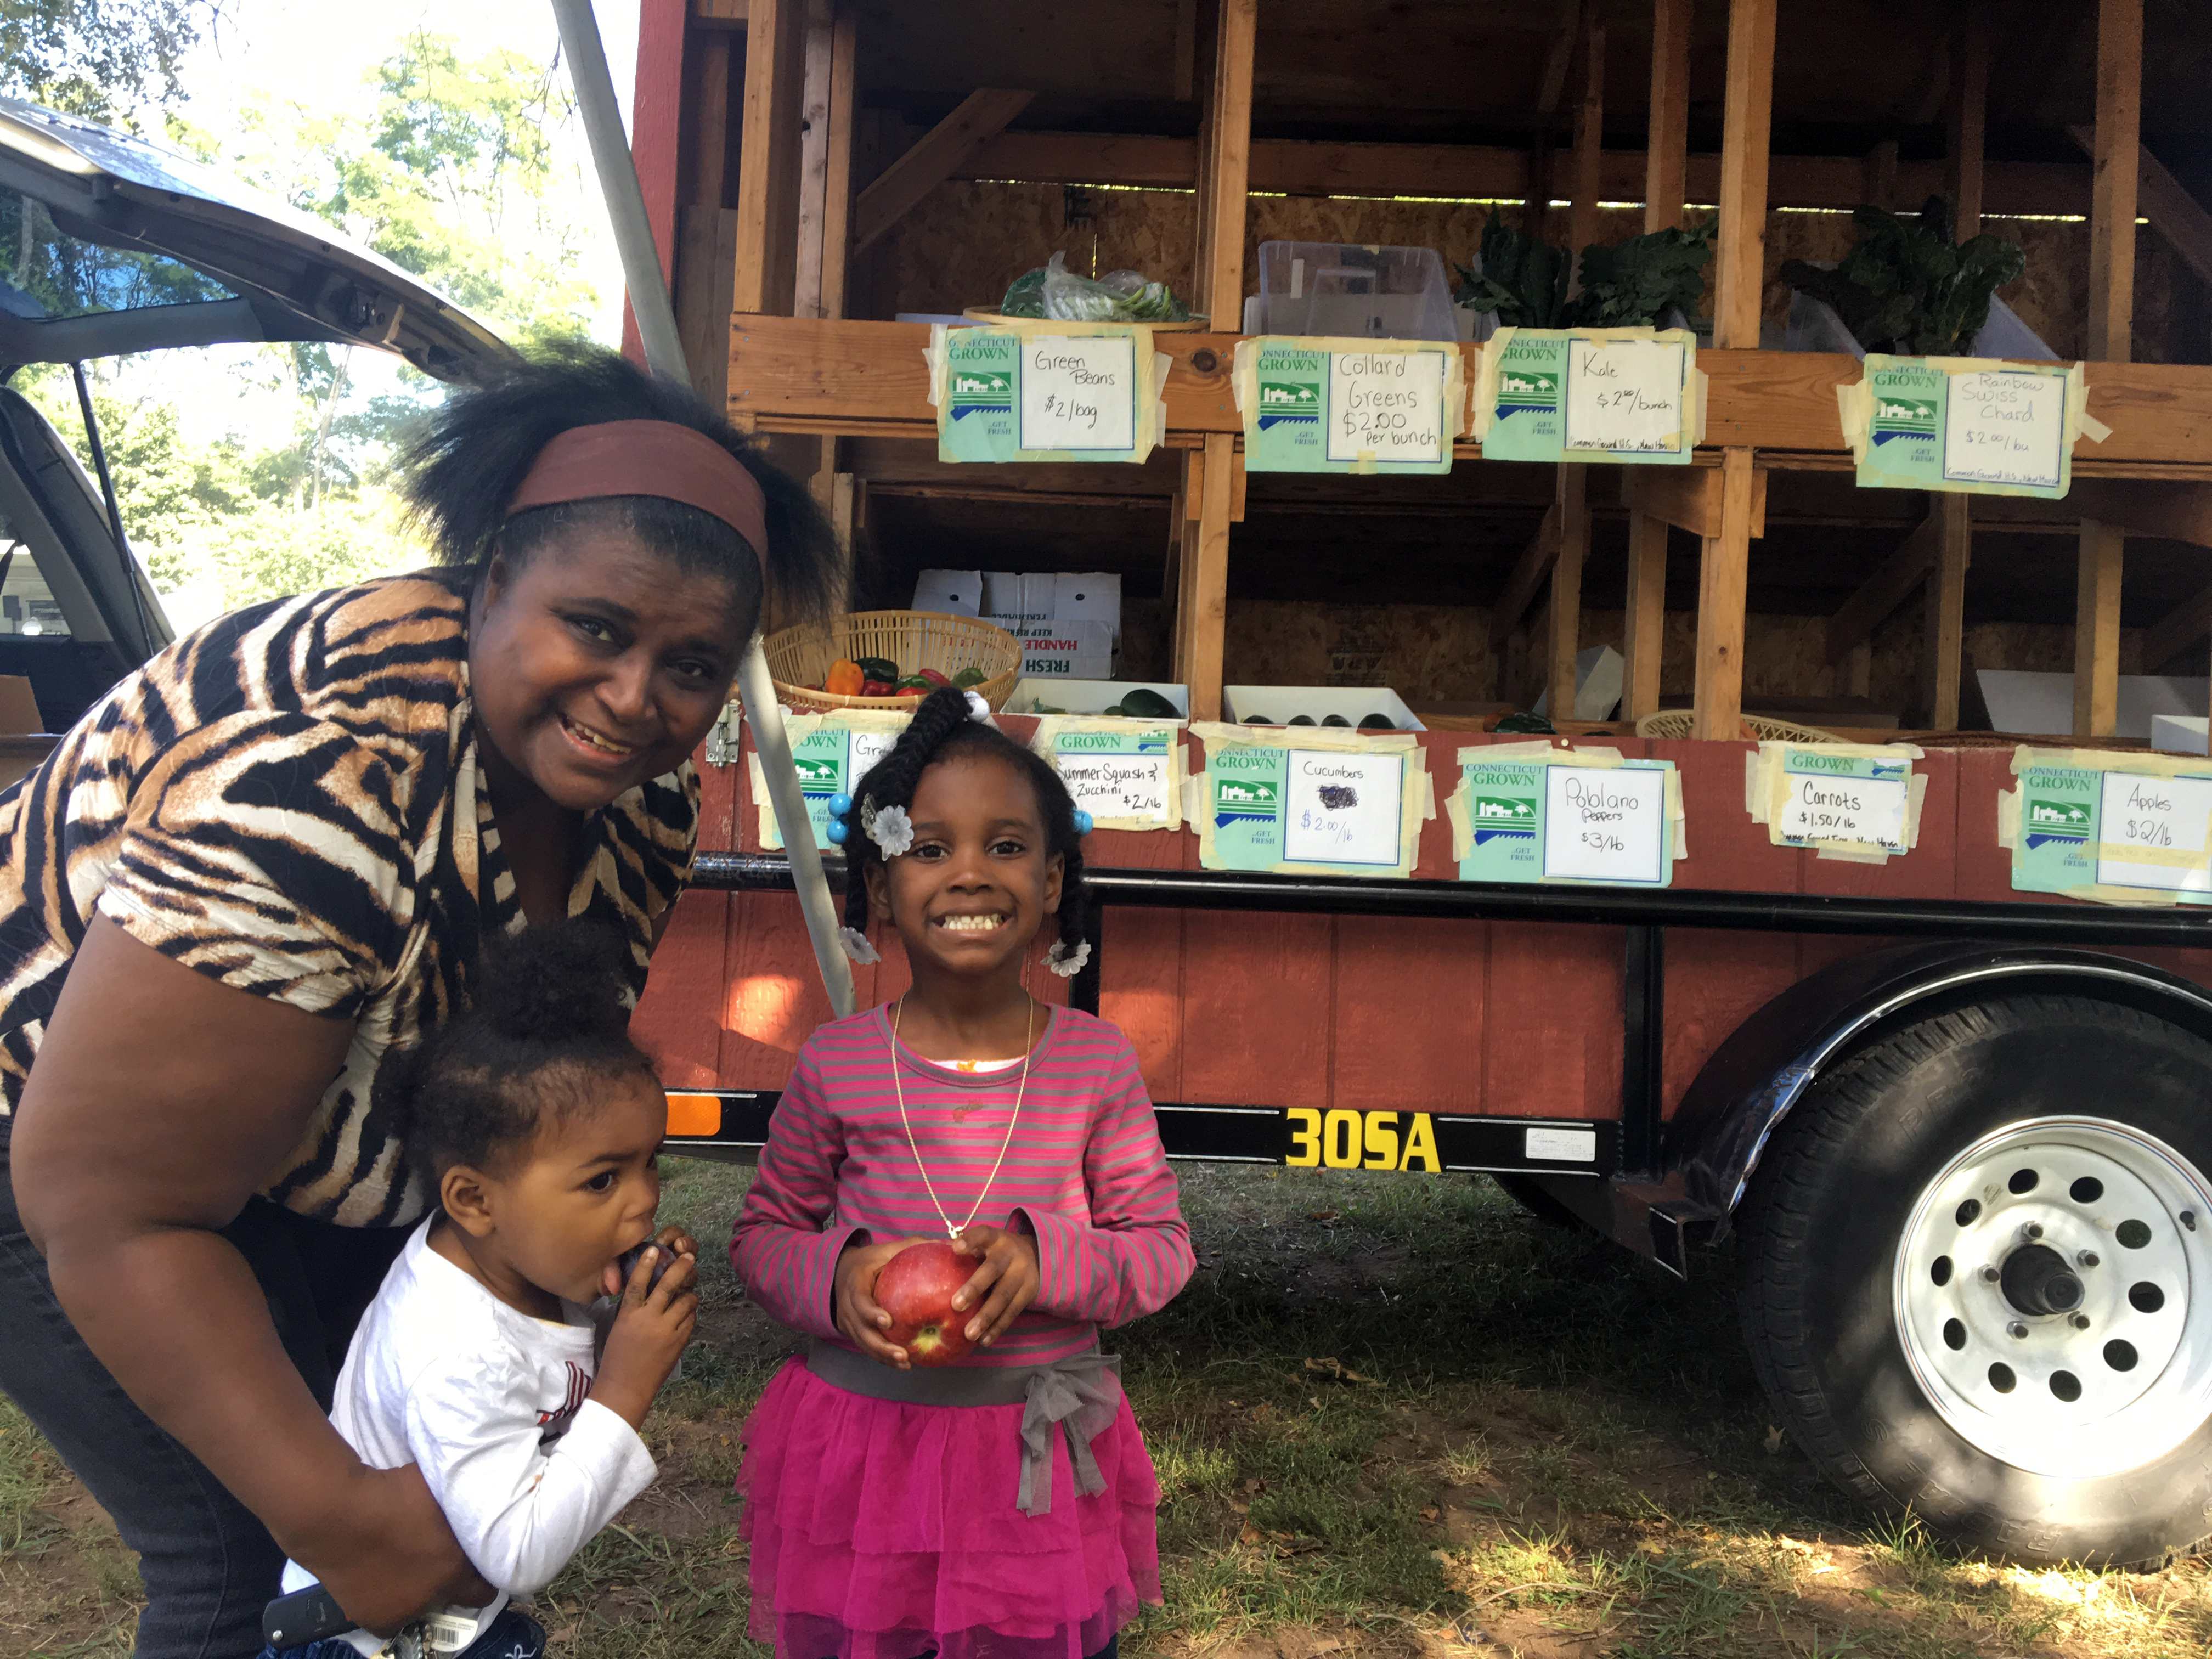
[
  {"left": 1176, "top": 433, "right": 1234, "bottom": 722},
  {"left": 1923, "top": 494, "right": 1970, "bottom": 729},
  {"left": 1947, "top": 4, "right": 1989, "bottom": 237},
  {"left": 2089, "top": 0, "right": 2142, "bottom": 364},
  {"left": 2074, "top": 520, "right": 2125, "bottom": 736},
  {"left": 692, "top": 0, "right": 748, "bottom": 22},
  {"left": 1194, "top": 0, "right": 1257, "bottom": 321},
  {"left": 675, "top": 206, "right": 740, "bottom": 408},
  {"left": 1549, "top": 466, "right": 1590, "bottom": 718},
  {"left": 1645, "top": 0, "right": 1692, "bottom": 233},
  {"left": 732, "top": 0, "right": 808, "bottom": 315},
  {"left": 691, "top": 31, "right": 734, "bottom": 211},
  {"left": 2145, "top": 580, "right": 2212, "bottom": 673},
  {"left": 1825, "top": 512, "right": 1939, "bottom": 664},
  {"left": 1173, "top": 0, "right": 1198, "bottom": 101},
  {"left": 1691, "top": 447, "right": 1756, "bottom": 738},
  {"left": 2069, "top": 126, "right": 2212, "bottom": 292},
  {"left": 1567, "top": 8, "right": 1606, "bottom": 277},
  {"left": 849, "top": 89, "right": 1036, "bottom": 254},
  {"left": 1622, "top": 511, "right": 1668, "bottom": 721},
  {"left": 624, "top": 0, "right": 689, "bottom": 364},
  {"left": 819, "top": 14, "right": 857, "bottom": 319},
  {"left": 1620, "top": 464, "right": 1767, "bottom": 539},
  {"left": 1863, "top": 139, "right": 1899, "bottom": 213},
  {"left": 793, "top": 22, "right": 833, "bottom": 319},
  {"left": 1489, "top": 503, "right": 1564, "bottom": 650},
  {"left": 1536, "top": 18, "right": 1579, "bottom": 117},
  {"left": 1714, "top": 0, "right": 1777, "bottom": 351}
]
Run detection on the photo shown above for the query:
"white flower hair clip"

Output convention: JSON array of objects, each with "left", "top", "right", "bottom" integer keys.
[
  {"left": 837, "top": 926, "right": 881, "bottom": 966},
  {"left": 1045, "top": 938, "right": 1091, "bottom": 979},
  {"left": 863, "top": 799, "right": 913, "bottom": 857},
  {"left": 965, "top": 690, "right": 994, "bottom": 723}
]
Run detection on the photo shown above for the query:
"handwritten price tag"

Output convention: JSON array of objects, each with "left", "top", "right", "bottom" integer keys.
[
  {"left": 1019, "top": 335, "right": 1136, "bottom": 452},
  {"left": 1943, "top": 370, "right": 2066, "bottom": 491},
  {"left": 1324, "top": 351, "right": 1448, "bottom": 465},
  {"left": 2095, "top": 772, "right": 2212, "bottom": 894},
  {"left": 1562, "top": 337, "right": 1688, "bottom": 455},
  {"left": 1283, "top": 751, "right": 1405, "bottom": 866},
  {"left": 1776, "top": 761, "right": 1910, "bottom": 851},
  {"left": 1054, "top": 750, "right": 1171, "bottom": 826},
  {"left": 1542, "top": 765, "right": 1668, "bottom": 883}
]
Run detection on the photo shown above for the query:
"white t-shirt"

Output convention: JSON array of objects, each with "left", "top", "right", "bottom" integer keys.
[{"left": 280, "top": 1218, "right": 659, "bottom": 1655}]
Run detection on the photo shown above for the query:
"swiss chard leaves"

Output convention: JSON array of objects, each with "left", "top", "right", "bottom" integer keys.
[{"left": 1778, "top": 197, "right": 2027, "bottom": 356}]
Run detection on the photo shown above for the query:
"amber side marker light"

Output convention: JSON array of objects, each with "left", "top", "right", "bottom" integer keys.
[{"left": 665, "top": 1092, "right": 723, "bottom": 1137}]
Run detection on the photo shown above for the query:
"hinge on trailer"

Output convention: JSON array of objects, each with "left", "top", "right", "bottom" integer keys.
[{"left": 703, "top": 699, "right": 743, "bottom": 767}]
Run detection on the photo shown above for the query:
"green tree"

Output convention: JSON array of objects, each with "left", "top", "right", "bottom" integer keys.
[{"left": 0, "top": 0, "right": 227, "bottom": 123}]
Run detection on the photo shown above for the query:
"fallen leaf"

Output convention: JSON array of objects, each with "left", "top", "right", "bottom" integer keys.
[
  {"left": 1244, "top": 1477, "right": 1264, "bottom": 1492},
  {"left": 1775, "top": 1535, "right": 1817, "bottom": 1555},
  {"left": 1763, "top": 1425, "right": 1786, "bottom": 1454},
  {"left": 1228, "top": 1498, "right": 1250, "bottom": 1515},
  {"left": 1240, "top": 1524, "right": 1262, "bottom": 1544},
  {"left": 1308, "top": 1208, "right": 1342, "bottom": 1223},
  {"left": 1304, "top": 1356, "right": 1380, "bottom": 1386},
  {"left": 1420, "top": 1506, "right": 1441, "bottom": 1523}
]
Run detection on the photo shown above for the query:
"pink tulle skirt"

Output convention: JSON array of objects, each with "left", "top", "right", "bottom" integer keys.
[{"left": 737, "top": 1355, "right": 1163, "bottom": 1659}]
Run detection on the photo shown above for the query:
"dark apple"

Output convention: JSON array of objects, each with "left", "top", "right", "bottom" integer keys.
[{"left": 874, "top": 1240, "right": 975, "bottom": 1367}]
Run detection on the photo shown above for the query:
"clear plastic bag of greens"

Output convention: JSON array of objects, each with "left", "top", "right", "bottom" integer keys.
[
  {"left": 1040, "top": 252, "right": 1125, "bottom": 320},
  {"left": 1002, "top": 252, "right": 1190, "bottom": 322},
  {"left": 1098, "top": 269, "right": 1190, "bottom": 321}
]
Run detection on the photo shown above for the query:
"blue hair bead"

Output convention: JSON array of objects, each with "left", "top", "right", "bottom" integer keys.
[
  {"left": 826, "top": 817, "right": 849, "bottom": 844},
  {"left": 828, "top": 793, "right": 853, "bottom": 817},
  {"left": 1073, "top": 809, "right": 1094, "bottom": 834}
]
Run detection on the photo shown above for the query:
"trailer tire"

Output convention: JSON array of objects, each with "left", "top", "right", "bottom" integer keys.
[{"left": 1736, "top": 992, "right": 2212, "bottom": 1567}]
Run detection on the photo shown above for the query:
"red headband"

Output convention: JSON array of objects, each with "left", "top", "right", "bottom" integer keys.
[{"left": 503, "top": 419, "right": 768, "bottom": 567}]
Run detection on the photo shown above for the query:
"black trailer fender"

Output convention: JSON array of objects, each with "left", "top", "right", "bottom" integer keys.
[{"left": 1582, "top": 941, "right": 2212, "bottom": 1276}]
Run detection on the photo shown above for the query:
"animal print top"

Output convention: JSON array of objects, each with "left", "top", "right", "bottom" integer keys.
[{"left": 0, "top": 571, "right": 698, "bottom": 1227}]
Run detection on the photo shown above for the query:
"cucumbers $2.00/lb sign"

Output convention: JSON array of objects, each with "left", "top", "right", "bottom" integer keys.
[{"left": 1206, "top": 742, "right": 1415, "bottom": 874}]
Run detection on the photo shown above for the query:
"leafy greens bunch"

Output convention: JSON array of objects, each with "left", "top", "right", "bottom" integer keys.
[
  {"left": 1778, "top": 197, "right": 2026, "bottom": 356},
  {"left": 1453, "top": 214, "right": 1715, "bottom": 330}
]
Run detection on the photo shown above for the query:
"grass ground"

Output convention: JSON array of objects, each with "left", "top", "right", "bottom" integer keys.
[{"left": 6, "top": 1162, "right": 2212, "bottom": 1657}]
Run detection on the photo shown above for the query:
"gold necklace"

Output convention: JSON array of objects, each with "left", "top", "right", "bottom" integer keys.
[{"left": 889, "top": 995, "right": 1037, "bottom": 1240}]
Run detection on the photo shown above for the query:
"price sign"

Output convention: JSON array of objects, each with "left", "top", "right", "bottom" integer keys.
[
  {"left": 753, "top": 722, "right": 907, "bottom": 850},
  {"left": 1943, "top": 370, "right": 2067, "bottom": 491},
  {"left": 1284, "top": 751, "right": 1406, "bottom": 866},
  {"left": 1019, "top": 335, "right": 1136, "bottom": 453},
  {"left": 1324, "top": 351, "right": 1449, "bottom": 466},
  {"left": 1542, "top": 765, "right": 1670, "bottom": 883},
  {"left": 2096, "top": 772, "right": 2212, "bottom": 895},
  {"left": 1052, "top": 727, "right": 1175, "bottom": 830},
  {"left": 1774, "top": 748, "right": 1911, "bottom": 852},
  {"left": 1561, "top": 337, "right": 1690, "bottom": 456}
]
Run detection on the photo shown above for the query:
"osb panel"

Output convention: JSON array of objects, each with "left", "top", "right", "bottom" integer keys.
[{"left": 1223, "top": 599, "right": 1499, "bottom": 704}]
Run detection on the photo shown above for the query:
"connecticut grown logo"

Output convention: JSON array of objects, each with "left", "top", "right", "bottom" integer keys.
[
  {"left": 2024, "top": 794, "right": 2092, "bottom": 850},
  {"left": 1472, "top": 792, "right": 1539, "bottom": 844},
  {"left": 1214, "top": 776, "right": 1279, "bottom": 827},
  {"left": 1870, "top": 395, "right": 1939, "bottom": 447},
  {"left": 1256, "top": 379, "right": 1321, "bottom": 430},
  {"left": 1495, "top": 368, "right": 1559, "bottom": 417}
]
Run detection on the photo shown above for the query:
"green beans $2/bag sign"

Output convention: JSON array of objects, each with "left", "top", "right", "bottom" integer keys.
[{"left": 932, "top": 323, "right": 1162, "bottom": 464}]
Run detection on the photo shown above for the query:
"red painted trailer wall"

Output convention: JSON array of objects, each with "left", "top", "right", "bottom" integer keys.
[{"left": 630, "top": 729, "right": 2212, "bottom": 1121}]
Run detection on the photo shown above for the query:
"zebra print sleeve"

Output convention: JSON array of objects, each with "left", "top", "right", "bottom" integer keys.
[{"left": 94, "top": 708, "right": 420, "bottom": 1021}]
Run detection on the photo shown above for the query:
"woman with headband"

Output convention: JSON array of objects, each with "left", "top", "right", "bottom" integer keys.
[{"left": 0, "top": 345, "right": 839, "bottom": 1658}]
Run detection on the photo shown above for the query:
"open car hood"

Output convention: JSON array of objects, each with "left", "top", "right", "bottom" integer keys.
[{"left": 0, "top": 97, "right": 514, "bottom": 382}]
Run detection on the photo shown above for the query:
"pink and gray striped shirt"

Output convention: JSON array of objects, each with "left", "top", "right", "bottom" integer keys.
[{"left": 731, "top": 1004, "right": 1194, "bottom": 1367}]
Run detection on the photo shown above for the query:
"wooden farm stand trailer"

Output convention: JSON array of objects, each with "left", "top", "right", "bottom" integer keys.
[{"left": 624, "top": 0, "right": 2212, "bottom": 1566}]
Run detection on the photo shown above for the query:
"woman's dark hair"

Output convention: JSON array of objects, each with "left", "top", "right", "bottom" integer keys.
[
  {"left": 376, "top": 921, "right": 659, "bottom": 1184},
  {"left": 838, "top": 686, "right": 1090, "bottom": 962},
  {"left": 399, "top": 339, "right": 840, "bottom": 634}
]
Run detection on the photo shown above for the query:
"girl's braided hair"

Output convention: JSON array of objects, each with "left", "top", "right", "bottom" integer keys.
[
  {"left": 838, "top": 685, "right": 1089, "bottom": 961},
  {"left": 375, "top": 920, "right": 659, "bottom": 1186}
]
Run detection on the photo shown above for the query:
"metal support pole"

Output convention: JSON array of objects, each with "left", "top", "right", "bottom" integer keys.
[{"left": 551, "top": 0, "right": 854, "bottom": 1019}]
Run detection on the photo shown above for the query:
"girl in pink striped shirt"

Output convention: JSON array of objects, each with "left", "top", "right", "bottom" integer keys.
[{"left": 732, "top": 685, "right": 1194, "bottom": 1659}]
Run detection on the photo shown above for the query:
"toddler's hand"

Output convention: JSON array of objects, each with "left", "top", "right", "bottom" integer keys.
[
  {"left": 600, "top": 1224, "right": 699, "bottom": 1299},
  {"left": 834, "top": 1236, "right": 929, "bottom": 1368},
  {"left": 589, "top": 1244, "right": 698, "bottom": 1429},
  {"left": 952, "top": 1225, "right": 1040, "bottom": 1348}
]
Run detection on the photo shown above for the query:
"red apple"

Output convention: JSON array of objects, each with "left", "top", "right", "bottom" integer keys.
[{"left": 874, "top": 1239, "right": 976, "bottom": 1367}]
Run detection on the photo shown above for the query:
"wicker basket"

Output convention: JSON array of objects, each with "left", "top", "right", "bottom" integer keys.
[
  {"left": 764, "top": 611, "right": 1024, "bottom": 714},
  {"left": 1634, "top": 709, "right": 1842, "bottom": 743}
]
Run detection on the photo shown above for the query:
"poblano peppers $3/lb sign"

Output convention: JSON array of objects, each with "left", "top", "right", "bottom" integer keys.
[
  {"left": 747, "top": 718, "right": 903, "bottom": 851},
  {"left": 929, "top": 322, "right": 1165, "bottom": 464},
  {"left": 1231, "top": 337, "right": 1463, "bottom": 474},
  {"left": 2007, "top": 752, "right": 2212, "bottom": 902},
  {"left": 1843, "top": 356, "right": 2097, "bottom": 499},
  {"left": 1474, "top": 326, "right": 1700, "bottom": 466},
  {"left": 1452, "top": 752, "right": 1680, "bottom": 887}
]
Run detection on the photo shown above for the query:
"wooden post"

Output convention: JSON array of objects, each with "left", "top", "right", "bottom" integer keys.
[
  {"left": 2076, "top": 0, "right": 2140, "bottom": 737},
  {"left": 820, "top": 14, "right": 857, "bottom": 320},
  {"left": 733, "top": 0, "right": 809, "bottom": 315},
  {"left": 673, "top": 28, "right": 737, "bottom": 408},
  {"left": 1566, "top": 6, "right": 1606, "bottom": 273},
  {"left": 1697, "top": 0, "right": 1771, "bottom": 740},
  {"left": 1176, "top": 436, "right": 1235, "bottom": 722},
  {"left": 794, "top": 22, "right": 833, "bottom": 319},
  {"left": 1644, "top": 0, "right": 1692, "bottom": 233},
  {"left": 1946, "top": 3, "right": 1989, "bottom": 236},
  {"left": 1549, "top": 466, "right": 1590, "bottom": 718},
  {"left": 1623, "top": 512, "right": 1668, "bottom": 721},
  {"left": 1924, "top": 493, "right": 1970, "bottom": 730},
  {"left": 1691, "top": 449, "right": 1756, "bottom": 740},
  {"left": 1194, "top": 0, "right": 1257, "bottom": 320}
]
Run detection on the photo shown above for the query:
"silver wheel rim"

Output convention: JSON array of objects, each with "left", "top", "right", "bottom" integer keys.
[{"left": 1893, "top": 1115, "right": 2212, "bottom": 1480}]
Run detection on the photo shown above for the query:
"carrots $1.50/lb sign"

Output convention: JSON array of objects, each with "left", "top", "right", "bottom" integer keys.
[{"left": 1285, "top": 1108, "right": 1442, "bottom": 1171}]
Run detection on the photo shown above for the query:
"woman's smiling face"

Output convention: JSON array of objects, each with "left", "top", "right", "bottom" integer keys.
[{"left": 469, "top": 526, "right": 752, "bottom": 811}]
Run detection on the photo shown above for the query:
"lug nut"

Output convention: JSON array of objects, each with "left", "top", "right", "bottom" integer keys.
[
  {"left": 2078, "top": 1250, "right": 2101, "bottom": 1268},
  {"left": 2071, "top": 1313, "right": 2091, "bottom": 1330},
  {"left": 2185, "top": 1211, "right": 2199, "bottom": 1232},
  {"left": 1982, "top": 1265, "right": 2002, "bottom": 1284},
  {"left": 2023, "top": 1222, "right": 2045, "bottom": 1240},
  {"left": 2009, "top": 1322, "right": 2030, "bottom": 1340}
]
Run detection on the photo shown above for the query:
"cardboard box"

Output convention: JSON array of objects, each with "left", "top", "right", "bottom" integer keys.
[
  {"left": 1052, "top": 572, "right": 1122, "bottom": 646},
  {"left": 1220, "top": 685, "right": 1426, "bottom": 732},
  {"left": 989, "top": 618, "right": 1114, "bottom": 681},
  {"left": 1010, "top": 678, "right": 1188, "bottom": 718},
  {"left": 2152, "top": 715, "right": 2209, "bottom": 755},
  {"left": 911, "top": 569, "right": 984, "bottom": 617},
  {"left": 982, "top": 572, "right": 1024, "bottom": 616},
  {"left": 1979, "top": 670, "right": 2206, "bottom": 742}
]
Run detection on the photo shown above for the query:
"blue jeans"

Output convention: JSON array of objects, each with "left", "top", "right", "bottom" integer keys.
[
  {"left": 0, "top": 1121, "right": 408, "bottom": 1659},
  {"left": 260, "top": 1606, "right": 545, "bottom": 1659}
]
